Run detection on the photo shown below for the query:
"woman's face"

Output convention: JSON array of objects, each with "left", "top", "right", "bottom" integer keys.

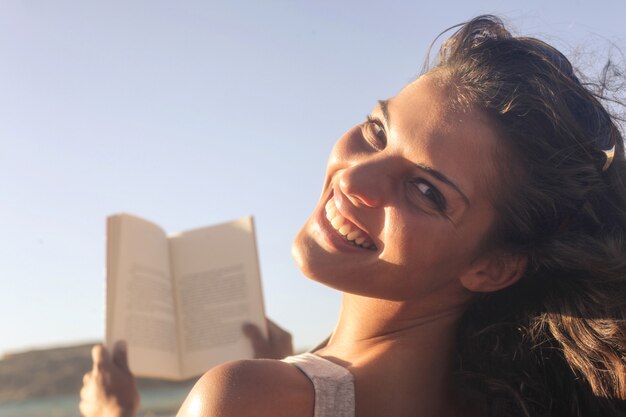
[{"left": 292, "top": 74, "right": 502, "bottom": 302}]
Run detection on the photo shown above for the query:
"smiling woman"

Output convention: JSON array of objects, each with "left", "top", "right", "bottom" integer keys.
[
  {"left": 292, "top": 74, "right": 506, "bottom": 303},
  {"left": 80, "top": 15, "right": 626, "bottom": 417}
]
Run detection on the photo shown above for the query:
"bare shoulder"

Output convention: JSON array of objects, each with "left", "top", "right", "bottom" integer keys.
[{"left": 176, "top": 359, "right": 313, "bottom": 417}]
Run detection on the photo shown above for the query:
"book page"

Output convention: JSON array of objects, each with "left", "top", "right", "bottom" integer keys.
[
  {"left": 169, "top": 216, "right": 266, "bottom": 379},
  {"left": 107, "top": 214, "right": 181, "bottom": 379}
]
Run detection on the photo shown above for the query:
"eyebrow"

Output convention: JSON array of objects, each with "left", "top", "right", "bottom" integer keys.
[
  {"left": 377, "top": 99, "right": 471, "bottom": 207},
  {"left": 415, "top": 163, "right": 470, "bottom": 207}
]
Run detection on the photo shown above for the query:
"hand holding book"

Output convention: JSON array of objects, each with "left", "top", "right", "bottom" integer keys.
[
  {"left": 243, "top": 318, "right": 294, "bottom": 360},
  {"left": 80, "top": 341, "right": 139, "bottom": 417},
  {"left": 80, "top": 320, "right": 293, "bottom": 417}
]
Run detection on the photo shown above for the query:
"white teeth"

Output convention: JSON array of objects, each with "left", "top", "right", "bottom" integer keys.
[
  {"left": 325, "top": 200, "right": 336, "bottom": 215},
  {"left": 331, "top": 215, "right": 344, "bottom": 230},
  {"left": 324, "top": 196, "right": 377, "bottom": 250},
  {"left": 339, "top": 224, "right": 352, "bottom": 235},
  {"left": 346, "top": 231, "right": 360, "bottom": 241}
]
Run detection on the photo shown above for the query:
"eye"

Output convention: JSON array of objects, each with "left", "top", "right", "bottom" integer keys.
[
  {"left": 361, "top": 115, "right": 387, "bottom": 151},
  {"left": 411, "top": 179, "right": 447, "bottom": 212}
]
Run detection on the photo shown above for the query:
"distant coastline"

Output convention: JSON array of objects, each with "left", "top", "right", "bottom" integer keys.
[{"left": 0, "top": 343, "right": 196, "bottom": 403}]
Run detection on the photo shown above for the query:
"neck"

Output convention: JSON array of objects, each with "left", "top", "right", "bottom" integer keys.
[
  {"left": 331, "top": 292, "right": 464, "bottom": 345},
  {"left": 316, "top": 293, "right": 467, "bottom": 417}
]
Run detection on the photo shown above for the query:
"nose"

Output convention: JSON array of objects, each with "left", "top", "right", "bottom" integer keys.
[{"left": 336, "top": 157, "right": 389, "bottom": 208}]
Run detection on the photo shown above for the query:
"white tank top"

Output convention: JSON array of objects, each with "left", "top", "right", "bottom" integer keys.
[{"left": 282, "top": 353, "right": 355, "bottom": 417}]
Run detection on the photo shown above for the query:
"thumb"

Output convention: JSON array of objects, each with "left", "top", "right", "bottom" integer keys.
[
  {"left": 91, "top": 344, "right": 110, "bottom": 372},
  {"left": 112, "top": 340, "right": 131, "bottom": 373},
  {"left": 242, "top": 322, "right": 265, "bottom": 344}
]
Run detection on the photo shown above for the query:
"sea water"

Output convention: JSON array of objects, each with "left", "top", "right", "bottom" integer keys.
[{"left": 0, "top": 386, "right": 191, "bottom": 417}]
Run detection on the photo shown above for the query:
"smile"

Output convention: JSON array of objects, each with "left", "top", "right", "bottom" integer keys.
[{"left": 324, "top": 197, "right": 377, "bottom": 250}]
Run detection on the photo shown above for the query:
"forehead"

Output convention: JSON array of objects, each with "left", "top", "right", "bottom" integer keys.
[{"left": 384, "top": 74, "right": 500, "bottom": 202}]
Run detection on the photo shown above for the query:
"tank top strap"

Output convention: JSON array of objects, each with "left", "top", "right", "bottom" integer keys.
[{"left": 282, "top": 352, "right": 355, "bottom": 417}]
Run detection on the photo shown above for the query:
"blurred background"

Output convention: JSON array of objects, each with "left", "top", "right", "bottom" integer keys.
[{"left": 1, "top": 0, "right": 625, "bottom": 415}]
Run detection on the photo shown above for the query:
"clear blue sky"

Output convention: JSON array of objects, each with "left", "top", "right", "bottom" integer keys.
[{"left": 1, "top": 0, "right": 625, "bottom": 355}]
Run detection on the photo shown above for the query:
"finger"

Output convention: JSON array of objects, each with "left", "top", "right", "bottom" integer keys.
[
  {"left": 242, "top": 323, "right": 268, "bottom": 357},
  {"left": 78, "top": 400, "right": 87, "bottom": 416},
  {"left": 79, "top": 382, "right": 94, "bottom": 404},
  {"left": 112, "top": 340, "right": 131, "bottom": 373},
  {"left": 266, "top": 318, "right": 282, "bottom": 330},
  {"left": 79, "top": 398, "right": 94, "bottom": 417},
  {"left": 79, "top": 383, "right": 89, "bottom": 400},
  {"left": 242, "top": 322, "right": 264, "bottom": 341},
  {"left": 267, "top": 319, "right": 293, "bottom": 344},
  {"left": 267, "top": 319, "right": 287, "bottom": 338},
  {"left": 91, "top": 344, "right": 110, "bottom": 372},
  {"left": 82, "top": 372, "right": 91, "bottom": 385}
]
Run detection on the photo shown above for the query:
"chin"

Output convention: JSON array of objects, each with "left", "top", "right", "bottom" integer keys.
[
  {"left": 291, "top": 223, "right": 319, "bottom": 280},
  {"left": 291, "top": 229, "right": 368, "bottom": 296},
  {"left": 291, "top": 214, "right": 394, "bottom": 298}
]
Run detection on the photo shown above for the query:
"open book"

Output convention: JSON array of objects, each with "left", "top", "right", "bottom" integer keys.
[{"left": 106, "top": 214, "right": 266, "bottom": 380}]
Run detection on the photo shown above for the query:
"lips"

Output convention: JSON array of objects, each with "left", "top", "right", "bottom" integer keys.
[{"left": 324, "top": 194, "right": 377, "bottom": 251}]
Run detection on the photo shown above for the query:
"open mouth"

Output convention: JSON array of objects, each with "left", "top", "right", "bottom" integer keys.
[{"left": 324, "top": 197, "right": 378, "bottom": 251}]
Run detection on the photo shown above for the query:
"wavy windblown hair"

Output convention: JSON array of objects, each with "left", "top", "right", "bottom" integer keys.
[{"left": 427, "top": 16, "right": 626, "bottom": 417}]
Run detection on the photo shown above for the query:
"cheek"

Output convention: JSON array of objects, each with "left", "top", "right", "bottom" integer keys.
[
  {"left": 381, "top": 211, "right": 479, "bottom": 280},
  {"left": 380, "top": 211, "right": 446, "bottom": 266}
]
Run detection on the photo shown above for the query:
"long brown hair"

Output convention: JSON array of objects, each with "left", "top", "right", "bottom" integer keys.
[{"left": 428, "top": 16, "right": 626, "bottom": 417}]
